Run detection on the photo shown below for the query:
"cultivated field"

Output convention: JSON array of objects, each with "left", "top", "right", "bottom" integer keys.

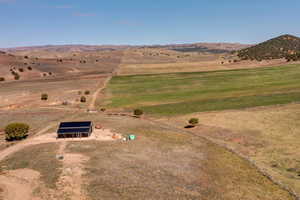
[{"left": 104, "top": 64, "right": 300, "bottom": 116}]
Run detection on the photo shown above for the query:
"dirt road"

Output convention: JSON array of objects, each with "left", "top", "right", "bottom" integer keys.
[{"left": 88, "top": 76, "right": 112, "bottom": 110}]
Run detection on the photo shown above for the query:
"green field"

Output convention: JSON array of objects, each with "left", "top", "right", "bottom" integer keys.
[{"left": 106, "top": 64, "right": 300, "bottom": 116}]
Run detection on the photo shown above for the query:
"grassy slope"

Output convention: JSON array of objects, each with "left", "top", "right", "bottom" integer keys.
[{"left": 106, "top": 64, "right": 300, "bottom": 116}]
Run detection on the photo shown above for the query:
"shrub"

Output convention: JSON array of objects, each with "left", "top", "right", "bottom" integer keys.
[
  {"left": 24, "top": 56, "right": 29, "bottom": 59},
  {"left": 27, "top": 66, "right": 32, "bottom": 70},
  {"left": 18, "top": 68, "right": 24, "bottom": 72},
  {"left": 14, "top": 73, "right": 20, "bottom": 80},
  {"left": 80, "top": 96, "right": 86, "bottom": 103},
  {"left": 134, "top": 109, "right": 143, "bottom": 117},
  {"left": 5, "top": 123, "right": 29, "bottom": 141},
  {"left": 0, "top": 77, "right": 5, "bottom": 82},
  {"left": 78, "top": 91, "right": 82, "bottom": 95},
  {"left": 188, "top": 118, "right": 199, "bottom": 127},
  {"left": 41, "top": 93, "right": 48, "bottom": 100},
  {"left": 84, "top": 90, "right": 90, "bottom": 95}
]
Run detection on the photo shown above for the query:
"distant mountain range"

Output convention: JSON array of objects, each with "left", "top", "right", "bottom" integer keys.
[
  {"left": 0, "top": 42, "right": 251, "bottom": 55},
  {"left": 237, "top": 34, "right": 300, "bottom": 60}
]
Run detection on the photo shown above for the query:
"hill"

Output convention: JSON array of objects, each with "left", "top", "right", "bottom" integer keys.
[
  {"left": 1, "top": 42, "right": 251, "bottom": 58},
  {"left": 163, "top": 42, "right": 251, "bottom": 53},
  {"left": 237, "top": 34, "right": 300, "bottom": 61}
]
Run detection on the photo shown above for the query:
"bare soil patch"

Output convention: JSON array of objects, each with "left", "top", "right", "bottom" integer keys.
[{"left": 0, "top": 169, "right": 40, "bottom": 200}]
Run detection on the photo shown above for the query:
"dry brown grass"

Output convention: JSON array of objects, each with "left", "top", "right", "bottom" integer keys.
[
  {"left": 0, "top": 143, "right": 62, "bottom": 189},
  {"left": 120, "top": 58, "right": 290, "bottom": 75},
  {"left": 166, "top": 103, "right": 300, "bottom": 196},
  {"left": 65, "top": 113, "right": 295, "bottom": 200}
]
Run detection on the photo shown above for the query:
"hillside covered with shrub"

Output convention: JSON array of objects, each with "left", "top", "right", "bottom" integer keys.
[{"left": 237, "top": 34, "right": 300, "bottom": 61}]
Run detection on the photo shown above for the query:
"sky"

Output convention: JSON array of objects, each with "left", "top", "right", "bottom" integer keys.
[{"left": 0, "top": 0, "right": 300, "bottom": 48}]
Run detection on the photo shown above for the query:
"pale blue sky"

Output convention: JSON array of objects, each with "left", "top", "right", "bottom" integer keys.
[{"left": 0, "top": 0, "right": 299, "bottom": 47}]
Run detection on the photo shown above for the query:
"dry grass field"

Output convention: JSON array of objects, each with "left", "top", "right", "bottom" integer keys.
[
  {"left": 0, "top": 113, "right": 296, "bottom": 200},
  {"left": 162, "top": 103, "right": 300, "bottom": 195},
  {"left": 0, "top": 77, "right": 103, "bottom": 110},
  {"left": 119, "top": 48, "right": 291, "bottom": 75}
]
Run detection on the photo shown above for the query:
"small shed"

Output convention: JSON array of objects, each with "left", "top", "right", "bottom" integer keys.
[{"left": 57, "top": 121, "right": 93, "bottom": 138}]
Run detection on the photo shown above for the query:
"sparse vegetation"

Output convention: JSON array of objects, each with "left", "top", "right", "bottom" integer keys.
[
  {"left": 41, "top": 93, "right": 48, "bottom": 101},
  {"left": 0, "top": 143, "right": 62, "bottom": 188},
  {"left": 80, "top": 96, "right": 87, "bottom": 103},
  {"left": 188, "top": 118, "right": 199, "bottom": 127},
  {"left": 5, "top": 123, "right": 30, "bottom": 141},
  {"left": 238, "top": 34, "right": 300, "bottom": 61},
  {"left": 134, "top": 109, "right": 143, "bottom": 117},
  {"left": 14, "top": 73, "right": 20, "bottom": 80}
]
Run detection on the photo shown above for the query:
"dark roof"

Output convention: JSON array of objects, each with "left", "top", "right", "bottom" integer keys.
[
  {"left": 57, "top": 128, "right": 91, "bottom": 134},
  {"left": 59, "top": 121, "right": 92, "bottom": 128},
  {"left": 57, "top": 121, "right": 93, "bottom": 135}
]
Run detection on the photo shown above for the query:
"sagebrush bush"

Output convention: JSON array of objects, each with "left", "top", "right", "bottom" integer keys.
[
  {"left": 0, "top": 77, "right": 5, "bottom": 81},
  {"left": 189, "top": 118, "right": 199, "bottom": 126},
  {"left": 5, "top": 123, "right": 30, "bottom": 141},
  {"left": 84, "top": 90, "right": 90, "bottom": 95},
  {"left": 134, "top": 109, "right": 143, "bottom": 117}
]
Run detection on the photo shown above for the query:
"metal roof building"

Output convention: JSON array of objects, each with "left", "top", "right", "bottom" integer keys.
[{"left": 57, "top": 121, "right": 93, "bottom": 138}]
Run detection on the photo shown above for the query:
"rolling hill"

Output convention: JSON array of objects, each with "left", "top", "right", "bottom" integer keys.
[
  {"left": 1, "top": 42, "right": 251, "bottom": 58},
  {"left": 237, "top": 34, "right": 300, "bottom": 61}
]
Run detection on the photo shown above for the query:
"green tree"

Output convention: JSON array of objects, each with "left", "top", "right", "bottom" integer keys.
[
  {"left": 188, "top": 118, "right": 199, "bottom": 127},
  {"left": 134, "top": 109, "right": 143, "bottom": 117},
  {"left": 5, "top": 123, "right": 30, "bottom": 141}
]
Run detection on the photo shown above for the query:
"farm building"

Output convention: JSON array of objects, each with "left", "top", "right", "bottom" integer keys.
[{"left": 57, "top": 121, "right": 93, "bottom": 138}]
